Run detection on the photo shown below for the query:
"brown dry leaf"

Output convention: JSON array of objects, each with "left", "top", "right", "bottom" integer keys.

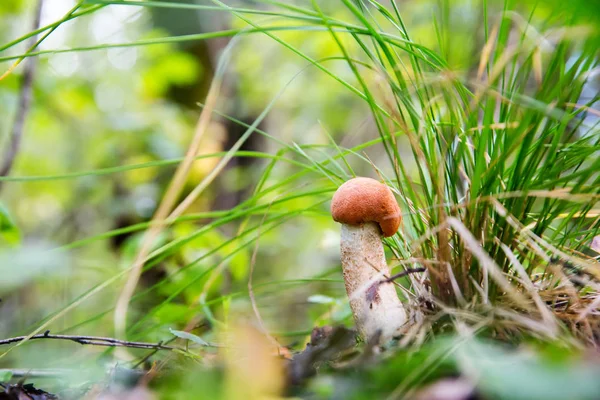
[{"left": 223, "top": 324, "right": 285, "bottom": 400}]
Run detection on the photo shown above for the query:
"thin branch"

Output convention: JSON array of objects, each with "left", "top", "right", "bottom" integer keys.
[
  {"left": 132, "top": 336, "right": 179, "bottom": 369},
  {"left": 382, "top": 268, "right": 427, "bottom": 283},
  {"left": 0, "top": 332, "right": 184, "bottom": 351},
  {"left": 0, "top": 0, "right": 44, "bottom": 188}
]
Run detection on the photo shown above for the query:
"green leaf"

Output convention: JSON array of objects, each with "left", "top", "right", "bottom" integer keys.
[
  {"left": 169, "top": 328, "right": 210, "bottom": 346},
  {"left": 0, "top": 369, "right": 13, "bottom": 382},
  {"left": 455, "top": 339, "right": 600, "bottom": 400},
  {"left": 0, "top": 202, "right": 20, "bottom": 246}
]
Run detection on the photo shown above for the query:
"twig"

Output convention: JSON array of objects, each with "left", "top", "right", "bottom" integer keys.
[
  {"left": 364, "top": 267, "right": 427, "bottom": 306},
  {"left": 0, "top": 333, "right": 184, "bottom": 351},
  {"left": 382, "top": 268, "right": 427, "bottom": 283},
  {"left": 132, "top": 336, "right": 179, "bottom": 369},
  {"left": 0, "top": 0, "right": 44, "bottom": 189}
]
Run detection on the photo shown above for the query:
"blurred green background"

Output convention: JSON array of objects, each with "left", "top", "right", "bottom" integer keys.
[{"left": 1, "top": 0, "right": 599, "bottom": 398}]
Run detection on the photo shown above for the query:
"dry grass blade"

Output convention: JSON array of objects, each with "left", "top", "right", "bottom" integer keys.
[
  {"left": 113, "top": 72, "right": 223, "bottom": 339},
  {"left": 499, "top": 242, "right": 557, "bottom": 332},
  {"left": 576, "top": 295, "right": 600, "bottom": 323},
  {"left": 476, "top": 23, "right": 499, "bottom": 81},
  {"left": 446, "top": 217, "right": 532, "bottom": 310}
]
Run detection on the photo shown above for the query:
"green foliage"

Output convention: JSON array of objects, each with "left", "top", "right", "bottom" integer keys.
[
  {"left": 0, "top": 369, "right": 12, "bottom": 382},
  {"left": 0, "top": 0, "right": 23, "bottom": 14},
  {"left": 169, "top": 328, "right": 209, "bottom": 346},
  {"left": 0, "top": 202, "right": 20, "bottom": 246},
  {"left": 332, "top": 336, "right": 600, "bottom": 399},
  {"left": 0, "top": 0, "right": 599, "bottom": 398},
  {"left": 140, "top": 30, "right": 203, "bottom": 98},
  {"left": 457, "top": 340, "right": 600, "bottom": 400}
]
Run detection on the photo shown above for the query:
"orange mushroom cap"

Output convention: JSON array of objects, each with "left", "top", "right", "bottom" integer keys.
[{"left": 331, "top": 177, "right": 401, "bottom": 237}]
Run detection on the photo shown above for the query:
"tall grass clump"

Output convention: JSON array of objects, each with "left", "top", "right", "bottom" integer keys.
[{"left": 210, "top": 0, "right": 600, "bottom": 344}]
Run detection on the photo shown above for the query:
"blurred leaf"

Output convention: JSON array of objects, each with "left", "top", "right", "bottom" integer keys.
[
  {"left": 154, "top": 303, "right": 192, "bottom": 325},
  {"left": 0, "top": 370, "right": 12, "bottom": 382},
  {"left": 455, "top": 339, "right": 600, "bottom": 400},
  {"left": 224, "top": 324, "right": 285, "bottom": 399},
  {"left": 0, "top": 202, "right": 20, "bottom": 246},
  {"left": 368, "top": 336, "right": 459, "bottom": 392},
  {"left": 0, "top": 244, "right": 70, "bottom": 291},
  {"left": 142, "top": 49, "right": 201, "bottom": 98},
  {"left": 169, "top": 328, "right": 210, "bottom": 346},
  {"left": 0, "top": 0, "right": 23, "bottom": 14}
]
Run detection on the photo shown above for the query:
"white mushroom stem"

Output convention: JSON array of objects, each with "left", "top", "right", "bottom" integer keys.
[{"left": 340, "top": 222, "right": 406, "bottom": 342}]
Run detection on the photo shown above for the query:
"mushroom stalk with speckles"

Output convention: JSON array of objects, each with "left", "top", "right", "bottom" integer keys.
[{"left": 331, "top": 177, "right": 407, "bottom": 342}]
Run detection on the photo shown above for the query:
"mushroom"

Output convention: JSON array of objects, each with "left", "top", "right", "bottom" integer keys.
[{"left": 331, "top": 177, "right": 406, "bottom": 342}]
